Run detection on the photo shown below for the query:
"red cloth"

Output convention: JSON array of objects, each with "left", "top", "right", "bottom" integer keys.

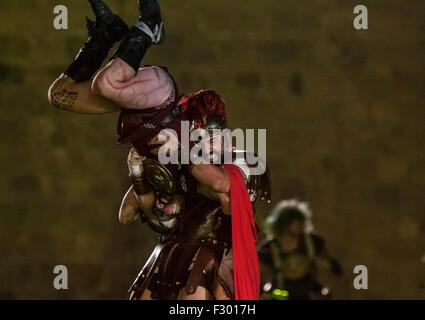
[{"left": 223, "top": 164, "right": 260, "bottom": 300}]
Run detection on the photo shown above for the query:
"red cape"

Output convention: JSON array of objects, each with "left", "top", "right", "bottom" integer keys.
[{"left": 223, "top": 164, "right": 260, "bottom": 300}]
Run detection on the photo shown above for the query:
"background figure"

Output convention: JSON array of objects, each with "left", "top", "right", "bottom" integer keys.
[{"left": 258, "top": 199, "right": 342, "bottom": 300}]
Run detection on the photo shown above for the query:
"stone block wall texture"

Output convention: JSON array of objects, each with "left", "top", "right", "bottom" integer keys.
[{"left": 0, "top": 0, "right": 424, "bottom": 299}]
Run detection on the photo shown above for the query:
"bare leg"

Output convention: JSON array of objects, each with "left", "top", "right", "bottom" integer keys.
[
  {"left": 139, "top": 289, "right": 154, "bottom": 300},
  {"left": 213, "top": 283, "right": 232, "bottom": 300},
  {"left": 134, "top": 284, "right": 229, "bottom": 300},
  {"left": 48, "top": 74, "right": 120, "bottom": 114},
  {"left": 178, "top": 286, "right": 214, "bottom": 300}
]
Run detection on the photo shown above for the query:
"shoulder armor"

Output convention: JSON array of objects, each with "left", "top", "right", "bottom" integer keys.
[{"left": 232, "top": 150, "right": 271, "bottom": 204}]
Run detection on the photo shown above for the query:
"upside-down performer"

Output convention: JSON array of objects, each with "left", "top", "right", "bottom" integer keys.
[{"left": 47, "top": 0, "right": 271, "bottom": 300}]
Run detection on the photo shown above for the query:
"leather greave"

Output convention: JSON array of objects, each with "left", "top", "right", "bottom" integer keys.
[
  {"left": 64, "top": 15, "right": 128, "bottom": 82},
  {"left": 112, "top": 26, "right": 152, "bottom": 74}
]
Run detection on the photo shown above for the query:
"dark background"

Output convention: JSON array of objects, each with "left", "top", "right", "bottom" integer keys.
[{"left": 0, "top": 0, "right": 424, "bottom": 299}]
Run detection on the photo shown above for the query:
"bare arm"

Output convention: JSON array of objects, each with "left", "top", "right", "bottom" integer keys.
[
  {"left": 92, "top": 58, "right": 174, "bottom": 110},
  {"left": 48, "top": 74, "right": 120, "bottom": 114},
  {"left": 317, "top": 244, "right": 344, "bottom": 276},
  {"left": 119, "top": 186, "right": 140, "bottom": 224},
  {"left": 147, "top": 136, "right": 232, "bottom": 213},
  {"left": 191, "top": 164, "right": 231, "bottom": 215},
  {"left": 198, "top": 183, "right": 231, "bottom": 215},
  {"left": 189, "top": 164, "right": 230, "bottom": 194},
  {"left": 148, "top": 133, "right": 230, "bottom": 193},
  {"left": 119, "top": 185, "right": 156, "bottom": 224}
]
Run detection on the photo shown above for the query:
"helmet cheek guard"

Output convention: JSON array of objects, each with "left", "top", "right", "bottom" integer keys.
[{"left": 205, "top": 116, "right": 231, "bottom": 150}]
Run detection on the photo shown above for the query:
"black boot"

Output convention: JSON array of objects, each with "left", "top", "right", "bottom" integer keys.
[
  {"left": 113, "top": 0, "right": 165, "bottom": 74},
  {"left": 64, "top": 0, "right": 129, "bottom": 82},
  {"left": 88, "top": 0, "right": 115, "bottom": 25},
  {"left": 136, "top": 0, "right": 166, "bottom": 44}
]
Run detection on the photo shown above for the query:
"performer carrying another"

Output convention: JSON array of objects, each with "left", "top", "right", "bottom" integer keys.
[{"left": 47, "top": 0, "right": 271, "bottom": 300}]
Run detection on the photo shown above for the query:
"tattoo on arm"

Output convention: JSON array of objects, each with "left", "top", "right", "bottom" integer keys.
[{"left": 51, "top": 89, "right": 78, "bottom": 111}]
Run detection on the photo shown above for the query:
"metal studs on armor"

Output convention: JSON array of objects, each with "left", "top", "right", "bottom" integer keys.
[{"left": 180, "top": 175, "right": 188, "bottom": 192}]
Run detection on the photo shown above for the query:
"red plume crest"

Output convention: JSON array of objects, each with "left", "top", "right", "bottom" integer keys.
[{"left": 178, "top": 89, "right": 227, "bottom": 128}]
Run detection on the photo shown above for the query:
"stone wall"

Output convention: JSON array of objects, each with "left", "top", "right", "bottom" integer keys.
[{"left": 0, "top": 0, "right": 424, "bottom": 299}]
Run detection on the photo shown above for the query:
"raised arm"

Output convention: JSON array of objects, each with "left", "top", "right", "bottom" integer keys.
[
  {"left": 189, "top": 164, "right": 231, "bottom": 215},
  {"left": 189, "top": 164, "right": 230, "bottom": 194}
]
